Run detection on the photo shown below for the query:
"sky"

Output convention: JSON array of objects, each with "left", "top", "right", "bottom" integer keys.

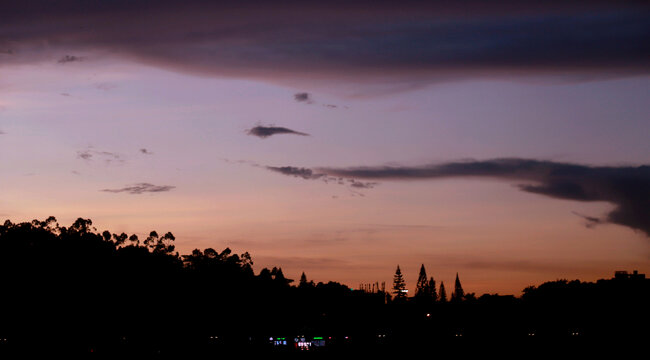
[{"left": 1, "top": 0, "right": 650, "bottom": 295}]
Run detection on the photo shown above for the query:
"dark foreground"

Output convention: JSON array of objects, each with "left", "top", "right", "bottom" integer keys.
[
  {"left": 0, "top": 329, "right": 647, "bottom": 357},
  {"left": 1, "top": 218, "right": 648, "bottom": 357}
]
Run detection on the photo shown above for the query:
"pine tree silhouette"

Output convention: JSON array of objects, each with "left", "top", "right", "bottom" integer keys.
[
  {"left": 392, "top": 265, "right": 407, "bottom": 301},
  {"left": 452, "top": 272, "right": 465, "bottom": 302},
  {"left": 439, "top": 281, "right": 447, "bottom": 302},
  {"left": 428, "top": 276, "right": 437, "bottom": 301},
  {"left": 415, "top": 264, "right": 428, "bottom": 298}
]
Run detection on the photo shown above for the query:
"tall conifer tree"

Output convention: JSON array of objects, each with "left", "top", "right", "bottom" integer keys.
[
  {"left": 428, "top": 276, "right": 437, "bottom": 301},
  {"left": 392, "top": 265, "right": 407, "bottom": 300},
  {"left": 439, "top": 281, "right": 447, "bottom": 302},
  {"left": 452, "top": 272, "right": 465, "bottom": 302},
  {"left": 415, "top": 264, "right": 428, "bottom": 298}
]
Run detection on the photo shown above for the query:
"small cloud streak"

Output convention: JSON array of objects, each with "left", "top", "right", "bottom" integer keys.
[
  {"left": 94, "top": 82, "right": 116, "bottom": 91},
  {"left": 256, "top": 256, "right": 349, "bottom": 270},
  {"left": 101, "top": 183, "right": 175, "bottom": 194},
  {"left": 57, "top": 55, "right": 84, "bottom": 63},
  {"left": 294, "top": 92, "right": 313, "bottom": 103},
  {"left": 77, "top": 148, "right": 124, "bottom": 165},
  {"left": 267, "top": 166, "right": 324, "bottom": 180},
  {"left": 572, "top": 211, "right": 605, "bottom": 229},
  {"left": 348, "top": 179, "right": 377, "bottom": 189},
  {"left": 247, "top": 125, "right": 309, "bottom": 139},
  {"left": 77, "top": 150, "right": 93, "bottom": 160},
  {"left": 265, "top": 165, "right": 377, "bottom": 193},
  {"left": 140, "top": 148, "right": 153, "bottom": 155}
]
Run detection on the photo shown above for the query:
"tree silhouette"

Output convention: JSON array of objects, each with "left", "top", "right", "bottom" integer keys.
[
  {"left": 299, "top": 271, "right": 315, "bottom": 288},
  {"left": 415, "top": 264, "right": 428, "bottom": 298},
  {"left": 451, "top": 272, "right": 464, "bottom": 302},
  {"left": 112, "top": 232, "right": 128, "bottom": 247},
  {"left": 143, "top": 230, "right": 158, "bottom": 249},
  {"left": 128, "top": 234, "right": 139, "bottom": 246},
  {"left": 439, "top": 281, "right": 447, "bottom": 302},
  {"left": 392, "top": 265, "right": 407, "bottom": 301},
  {"left": 271, "top": 267, "right": 293, "bottom": 286},
  {"left": 428, "top": 276, "right": 437, "bottom": 301},
  {"left": 154, "top": 231, "right": 176, "bottom": 254},
  {"left": 3, "top": 215, "right": 649, "bottom": 353}
]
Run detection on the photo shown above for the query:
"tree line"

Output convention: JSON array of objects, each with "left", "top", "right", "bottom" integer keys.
[
  {"left": 390, "top": 264, "right": 470, "bottom": 303},
  {"left": 1, "top": 217, "right": 649, "bottom": 354}
]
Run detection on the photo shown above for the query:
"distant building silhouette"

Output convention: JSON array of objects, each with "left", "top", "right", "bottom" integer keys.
[{"left": 614, "top": 270, "right": 646, "bottom": 280}]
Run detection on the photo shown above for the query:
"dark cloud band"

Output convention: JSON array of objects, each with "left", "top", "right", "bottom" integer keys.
[
  {"left": 2, "top": 1, "right": 648, "bottom": 83},
  {"left": 317, "top": 158, "right": 650, "bottom": 236}
]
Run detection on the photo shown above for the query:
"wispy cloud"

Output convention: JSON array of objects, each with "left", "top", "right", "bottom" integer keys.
[
  {"left": 140, "top": 148, "right": 153, "bottom": 155},
  {"left": 294, "top": 92, "right": 340, "bottom": 108},
  {"left": 572, "top": 211, "right": 605, "bottom": 229},
  {"left": 256, "top": 256, "right": 350, "bottom": 270},
  {"left": 94, "top": 82, "right": 116, "bottom": 91},
  {"left": 57, "top": 55, "right": 84, "bottom": 64},
  {"left": 348, "top": 179, "right": 377, "bottom": 189},
  {"left": 247, "top": 125, "right": 309, "bottom": 139},
  {"left": 77, "top": 150, "right": 93, "bottom": 160},
  {"left": 265, "top": 165, "right": 376, "bottom": 192},
  {"left": 267, "top": 166, "right": 325, "bottom": 180},
  {"left": 294, "top": 92, "right": 313, "bottom": 104},
  {"left": 101, "top": 183, "right": 175, "bottom": 194},
  {"left": 77, "top": 148, "right": 125, "bottom": 165}
]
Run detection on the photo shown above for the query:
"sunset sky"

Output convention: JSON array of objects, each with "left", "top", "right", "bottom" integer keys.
[{"left": 2, "top": 0, "right": 649, "bottom": 295}]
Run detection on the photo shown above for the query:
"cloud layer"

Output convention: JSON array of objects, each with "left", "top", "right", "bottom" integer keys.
[
  {"left": 101, "top": 183, "right": 176, "bottom": 194},
  {"left": 3, "top": 1, "right": 648, "bottom": 84},
  {"left": 247, "top": 126, "right": 309, "bottom": 138},
  {"left": 269, "top": 158, "right": 650, "bottom": 236}
]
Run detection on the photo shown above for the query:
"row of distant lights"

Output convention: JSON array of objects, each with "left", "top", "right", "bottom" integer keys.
[
  {"left": 0, "top": 331, "right": 583, "bottom": 346},
  {"left": 449, "top": 332, "right": 580, "bottom": 337},
  {"left": 268, "top": 336, "right": 349, "bottom": 341},
  {"left": 425, "top": 313, "right": 580, "bottom": 337},
  {"left": 147, "top": 331, "right": 582, "bottom": 343}
]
